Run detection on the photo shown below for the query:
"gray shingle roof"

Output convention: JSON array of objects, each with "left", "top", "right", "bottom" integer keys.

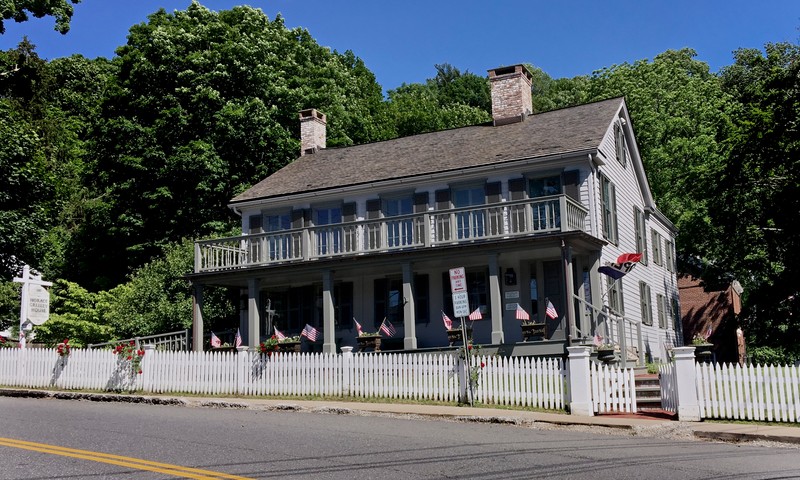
[{"left": 231, "top": 97, "right": 623, "bottom": 204}]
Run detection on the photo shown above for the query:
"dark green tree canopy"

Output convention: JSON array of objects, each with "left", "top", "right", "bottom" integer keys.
[{"left": 0, "top": 0, "right": 80, "bottom": 34}]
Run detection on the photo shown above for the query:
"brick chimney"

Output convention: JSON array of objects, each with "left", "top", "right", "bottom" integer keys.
[
  {"left": 487, "top": 64, "right": 533, "bottom": 126},
  {"left": 299, "top": 108, "right": 326, "bottom": 155}
]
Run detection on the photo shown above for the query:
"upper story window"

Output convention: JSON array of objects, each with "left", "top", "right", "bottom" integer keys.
[
  {"left": 639, "top": 281, "right": 652, "bottom": 326},
  {"left": 652, "top": 229, "right": 663, "bottom": 266},
  {"left": 615, "top": 122, "right": 627, "bottom": 167},
  {"left": 382, "top": 196, "right": 414, "bottom": 248},
  {"left": 452, "top": 185, "right": 485, "bottom": 239},
  {"left": 265, "top": 212, "right": 291, "bottom": 232},
  {"left": 665, "top": 239, "right": 675, "bottom": 273},
  {"left": 529, "top": 175, "right": 562, "bottom": 198},
  {"left": 600, "top": 174, "right": 618, "bottom": 244},
  {"left": 634, "top": 207, "right": 648, "bottom": 265},
  {"left": 383, "top": 197, "right": 413, "bottom": 217},
  {"left": 314, "top": 205, "right": 342, "bottom": 226}
]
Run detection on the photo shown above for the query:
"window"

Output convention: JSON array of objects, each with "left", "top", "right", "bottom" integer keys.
[
  {"left": 634, "top": 207, "right": 648, "bottom": 265},
  {"left": 529, "top": 175, "right": 562, "bottom": 230},
  {"left": 656, "top": 293, "right": 666, "bottom": 329},
  {"left": 600, "top": 175, "right": 618, "bottom": 243},
  {"left": 441, "top": 270, "right": 489, "bottom": 319},
  {"left": 672, "top": 296, "right": 681, "bottom": 333},
  {"left": 314, "top": 205, "right": 343, "bottom": 255},
  {"left": 639, "top": 281, "right": 652, "bottom": 326},
  {"left": 383, "top": 196, "right": 414, "bottom": 248},
  {"left": 374, "top": 275, "right": 429, "bottom": 327},
  {"left": 452, "top": 185, "right": 485, "bottom": 239},
  {"left": 665, "top": 239, "right": 675, "bottom": 273},
  {"left": 264, "top": 211, "right": 292, "bottom": 260},
  {"left": 607, "top": 277, "right": 624, "bottom": 315},
  {"left": 333, "top": 282, "right": 353, "bottom": 328},
  {"left": 615, "top": 122, "right": 627, "bottom": 167},
  {"left": 269, "top": 285, "right": 319, "bottom": 333},
  {"left": 652, "top": 229, "right": 663, "bottom": 266}
]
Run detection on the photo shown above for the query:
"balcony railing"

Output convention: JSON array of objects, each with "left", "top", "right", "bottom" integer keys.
[{"left": 195, "top": 195, "right": 589, "bottom": 273}]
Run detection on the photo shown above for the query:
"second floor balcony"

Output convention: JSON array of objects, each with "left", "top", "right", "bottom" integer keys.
[{"left": 195, "top": 195, "right": 589, "bottom": 273}]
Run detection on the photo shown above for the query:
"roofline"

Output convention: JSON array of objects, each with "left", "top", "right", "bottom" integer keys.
[{"left": 228, "top": 147, "right": 599, "bottom": 210}]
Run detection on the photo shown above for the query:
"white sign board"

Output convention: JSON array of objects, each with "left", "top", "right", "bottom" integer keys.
[
  {"left": 449, "top": 267, "right": 466, "bottom": 293},
  {"left": 452, "top": 291, "right": 470, "bottom": 318},
  {"left": 27, "top": 284, "right": 50, "bottom": 325},
  {"left": 504, "top": 290, "right": 520, "bottom": 299}
]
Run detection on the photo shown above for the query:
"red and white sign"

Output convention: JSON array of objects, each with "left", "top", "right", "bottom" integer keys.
[{"left": 449, "top": 267, "right": 466, "bottom": 293}]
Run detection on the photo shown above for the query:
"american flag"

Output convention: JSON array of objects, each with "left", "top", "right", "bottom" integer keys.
[
  {"left": 545, "top": 300, "right": 558, "bottom": 319},
  {"left": 210, "top": 332, "right": 221, "bottom": 348},
  {"left": 593, "top": 333, "right": 604, "bottom": 347},
  {"left": 468, "top": 308, "right": 482, "bottom": 320},
  {"left": 273, "top": 327, "right": 286, "bottom": 340},
  {"left": 379, "top": 318, "right": 396, "bottom": 337},
  {"left": 515, "top": 304, "right": 530, "bottom": 321},
  {"left": 353, "top": 318, "right": 363, "bottom": 336},
  {"left": 301, "top": 324, "right": 320, "bottom": 342},
  {"left": 442, "top": 311, "right": 453, "bottom": 330},
  {"left": 234, "top": 329, "right": 242, "bottom": 347}
]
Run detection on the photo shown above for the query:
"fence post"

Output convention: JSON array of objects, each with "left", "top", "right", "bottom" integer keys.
[
  {"left": 236, "top": 346, "right": 249, "bottom": 395},
  {"left": 341, "top": 346, "right": 353, "bottom": 396},
  {"left": 673, "top": 346, "right": 701, "bottom": 421},
  {"left": 567, "top": 346, "right": 594, "bottom": 416},
  {"left": 141, "top": 344, "right": 156, "bottom": 393},
  {"left": 456, "top": 355, "right": 468, "bottom": 404}
]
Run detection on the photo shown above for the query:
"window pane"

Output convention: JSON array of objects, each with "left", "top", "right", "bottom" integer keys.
[{"left": 529, "top": 176, "right": 562, "bottom": 198}]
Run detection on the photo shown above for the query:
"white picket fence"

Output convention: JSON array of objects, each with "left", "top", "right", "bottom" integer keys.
[
  {"left": 658, "top": 362, "right": 678, "bottom": 413},
  {"left": 696, "top": 362, "right": 800, "bottom": 423},
  {"left": 589, "top": 362, "right": 637, "bottom": 413},
  {"left": 474, "top": 355, "right": 565, "bottom": 410},
  {"left": 1, "top": 348, "right": 568, "bottom": 408}
]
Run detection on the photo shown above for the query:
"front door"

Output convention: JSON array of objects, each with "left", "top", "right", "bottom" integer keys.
[{"left": 529, "top": 261, "right": 565, "bottom": 340}]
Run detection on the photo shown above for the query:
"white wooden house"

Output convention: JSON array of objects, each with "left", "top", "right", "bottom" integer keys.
[{"left": 190, "top": 64, "right": 681, "bottom": 362}]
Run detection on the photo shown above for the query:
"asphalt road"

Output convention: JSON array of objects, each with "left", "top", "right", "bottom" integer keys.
[{"left": 1, "top": 397, "right": 799, "bottom": 479}]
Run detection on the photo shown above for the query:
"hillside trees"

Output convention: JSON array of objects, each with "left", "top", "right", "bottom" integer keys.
[
  {"left": 68, "top": 2, "right": 387, "bottom": 289},
  {"left": 715, "top": 43, "right": 800, "bottom": 358}
]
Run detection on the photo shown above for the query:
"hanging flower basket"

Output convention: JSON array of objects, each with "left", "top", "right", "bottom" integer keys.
[
  {"left": 521, "top": 323, "right": 547, "bottom": 341},
  {"left": 357, "top": 335, "right": 381, "bottom": 352},
  {"left": 447, "top": 328, "right": 472, "bottom": 346},
  {"left": 694, "top": 343, "right": 713, "bottom": 363}
]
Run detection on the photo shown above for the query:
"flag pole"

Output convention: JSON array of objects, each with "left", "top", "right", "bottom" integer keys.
[{"left": 460, "top": 316, "right": 474, "bottom": 406}]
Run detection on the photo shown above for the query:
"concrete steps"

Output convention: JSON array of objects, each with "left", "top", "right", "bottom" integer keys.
[{"left": 635, "top": 373, "right": 663, "bottom": 411}]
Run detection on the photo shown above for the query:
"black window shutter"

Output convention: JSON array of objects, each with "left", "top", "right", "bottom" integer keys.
[
  {"left": 562, "top": 170, "right": 580, "bottom": 201},
  {"left": 485, "top": 182, "right": 502, "bottom": 203},
  {"left": 366, "top": 199, "right": 381, "bottom": 219},
  {"left": 508, "top": 178, "right": 526, "bottom": 200},
  {"left": 435, "top": 189, "right": 451, "bottom": 210},
  {"left": 413, "top": 192, "right": 429, "bottom": 213},
  {"left": 291, "top": 209, "right": 305, "bottom": 229},
  {"left": 248, "top": 214, "right": 262, "bottom": 234},
  {"left": 342, "top": 202, "right": 357, "bottom": 222}
]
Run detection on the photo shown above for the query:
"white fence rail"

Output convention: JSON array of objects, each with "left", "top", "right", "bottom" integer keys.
[
  {"left": 696, "top": 362, "right": 800, "bottom": 423},
  {"left": 1, "top": 348, "right": 564, "bottom": 407},
  {"left": 589, "top": 362, "right": 637, "bottom": 413},
  {"left": 475, "top": 355, "right": 565, "bottom": 410}
]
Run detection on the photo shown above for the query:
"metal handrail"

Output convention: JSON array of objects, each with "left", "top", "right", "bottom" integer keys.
[{"left": 572, "top": 294, "right": 644, "bottom": 368}]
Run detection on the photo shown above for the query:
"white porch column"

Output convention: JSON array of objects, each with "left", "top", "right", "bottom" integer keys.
[
  {"left": 488, "top": 254, "right": 504, "bottom": 344},
  {"left": 322, "top": 270, "right": 336, "bottom": 353},
  {"left": 673, "top": 346, "right": 701, "bottom": 421},
  {"left": 562, "top": 240, "right": 576, "bottom": 343},
  {"left": 402, "top": 263, "right": 417, "bottom": 350},
  {"left": 192, "top": 284, "right": 204, "bottom": 351},
  {"left": 247, "top": 278, "right": 261, "bottom": 349},
  {"left": 567, "top": 346, "right": 594, "bottom": 416}
]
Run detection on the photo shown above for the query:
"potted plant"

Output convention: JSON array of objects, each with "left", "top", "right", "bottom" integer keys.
[
  {"left": 356, "top": 331, "right": 382, "bottom": 352},
  {"left": 447, "top": 326, "right": 472, "bottom": 346},
  {"left": 277, "top": 335, "right": 302, "bottom": 352},
  {"left": 520, "top": 321, "right": 547, "bottom": 341},
  {"left": 259, "top": 336, "right": 280, "bottom": 357},
  {"left": 595, "top": 343, "right": 618, "bottom": 364},
  {"left": 692, "top": 333, "right": 713, "bottom": 363}
]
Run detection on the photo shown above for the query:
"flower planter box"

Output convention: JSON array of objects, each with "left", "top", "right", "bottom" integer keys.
[
  {"left": 447, "top": 328, "right": 472, "bottom": 346},
  {"left": 211, "top": 346, "right": 238, "bottom": 353},
  {"left": 357, "top": 336, "right": 381, "bottom": 352},
  {"left": 277, "top": 341, "right": 301, "bottom": 353},
  {"left": 521, "top": 323, "right": 547, "bottom": 341},
  {"left": 694, "top": 343, "right": 713, "bottom": 363},
  {"left": 596, "top": 347, "right": 617, "bottom": 364}
]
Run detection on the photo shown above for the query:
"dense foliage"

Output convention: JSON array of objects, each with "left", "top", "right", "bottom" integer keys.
[
  {"left": 0, "top": 2, "right": 796, "bottom": 360},
  {"left": 0, "top": 0, "right": 80, "bottom": 35}
]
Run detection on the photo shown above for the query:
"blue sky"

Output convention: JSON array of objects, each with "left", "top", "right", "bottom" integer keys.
[{"left": 1, "top": 1, "right": 797, "bottom": 92}]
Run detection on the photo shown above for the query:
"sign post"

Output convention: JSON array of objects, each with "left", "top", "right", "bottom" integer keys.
[
  {"left": 449, "top": 267, "right": 474, "bottom": 405},
  {"left": 12, "top": 265, "right": 52, "bottom": 349}
]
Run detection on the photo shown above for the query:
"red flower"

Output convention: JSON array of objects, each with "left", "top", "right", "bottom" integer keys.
[
  {"left": 129, "top": 340, "right": 135, "bottom": 346},
  {"left": 467, "top": 345, "right": 473, "bottom": 350},
  {"left": 126, "top": 355, "right": 132, "bottom": 360},
  {"left": 480, "top": 362, "right": 485, "bottom": 368},
  {"left": 137, "top": 349, "right": 145, "bottom": 356},
  {"left": 137, "top": 370, "right": 142, "bottom": 375}
]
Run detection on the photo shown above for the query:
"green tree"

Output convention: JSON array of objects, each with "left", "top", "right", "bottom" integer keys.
[
  {"left": 714, "top": 42, "right": 800, "bottom": 360},
  {"left": 33, "top": 279, "right": 113, "bottom": 346},
  {"left": 71, "top": 2, "right": 385, "bottom": 289},
  {"left": 103, "top": 238, "right": 236, "bottom": 338},
  {"left": 0, "top": 0, "right": 80, "bottom": 34}
]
